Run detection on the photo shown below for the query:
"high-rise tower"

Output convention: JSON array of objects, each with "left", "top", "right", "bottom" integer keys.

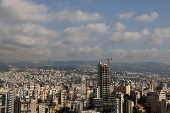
[{"left": 97, "top": 62, "right": 110, "bottom": 105}]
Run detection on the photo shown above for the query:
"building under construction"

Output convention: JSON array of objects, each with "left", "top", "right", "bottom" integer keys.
[{"left": 97, "top": 62, "right": 110, "bottom": 107}]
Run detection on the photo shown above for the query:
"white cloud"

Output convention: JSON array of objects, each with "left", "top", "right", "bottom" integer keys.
[
  {"left": 142, "top": 28, "right": 150, "bottom": 36},
  {"left": 54, "top": 9, "right": 101, "bottom": 22},
  {"left": 110, "top": 31, "right": 142, "bottom": 43},
  {"left": 3, "top": 35, "right": 47, "bottom": 48},
  {"left": 70, "top": 46, "right": 101, "bottom": 56},
  {"left": 129, "top": 48, "right": 159, "bottom": 58},
  {"left": 82, "top": 23, "right": 110, "bottom": 33},
  {"left": 108, "top": 49, "right": 127, "bottom": 58},
  {"left": 134, "top": 12, "right": 158, "bottom": 22},
  {"left": 118, "top": 12, "right": 134, "bottom": 20},
  {"left": 51, "top": 46, "right": 102, "bottom": 61},
  {"left": 0, "top": 23, "right": 58, "bottom": 57},
  {"left": 0, "top": 23, "right": 10, "bottom": 34},
  {"left": 51, "top": 23, "right": 110, "bottom": 46},
  {"left": 29, "top": 47, "right": 52, "bottom": 57},
  {"left": 49, "top": 41, "right": 67, "bottom": 48},
  {"left": 64, "top": 23, "right": 110, "bottom": 35},
  {"left": 0, "top": 0, "right": 101, "bottom": 23},
  {"left": 147, "top": 27, "right": 170, "bottom": 45},
  {"left": 0, "top": 49, "right": 12, "bottom": 54},
  {"left": 110, "top": 28, "right": 150, "bottom": 43},
  {"left": 0, "top": 0, "right": 50, "bottom": 23},
  {"left": 114, "top": 22, "right": 126, "bottom": 32},
  {"left": 0, "top": 23, "right": 59, "bottom": 47},
  {"left": 13, "top": 23, "right": 61, "bottom": 38},
  {"left": 108, "top": 48, "right": 170, "bottom": 63}
]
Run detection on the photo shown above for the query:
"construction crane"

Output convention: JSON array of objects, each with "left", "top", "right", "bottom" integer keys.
[{"left": 100, "top": 58, "right": 112, "bottom": 109}]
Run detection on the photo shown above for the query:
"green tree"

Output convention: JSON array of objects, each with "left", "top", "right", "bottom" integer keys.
[
  {"left": 133, "top": 107, "right": 142, "bottom": 113},
  {"left": 123, "top": 94, "right": 134, "bottom": 112},
  {"left": 124, "top": 94, "right": 131, "bottom": 101},
  {"left": 50, "top": 102, "right": 56, "bottom": 106},
  {"left": 112, "top": 94, "right": 120, "bottom": 99},
  {"left": 138, "top": 96, "right": 147, "bottom": 104},
  {"left": 50, "top": 102, "right": 56, "bottom": 113},
  {"left": 56, "top": 107, "right": 79, "bottom": 113}
]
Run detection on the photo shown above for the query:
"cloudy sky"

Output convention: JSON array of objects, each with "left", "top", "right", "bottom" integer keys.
[{"left": 1, "top": 0, "right": 170, "bottom": 63}]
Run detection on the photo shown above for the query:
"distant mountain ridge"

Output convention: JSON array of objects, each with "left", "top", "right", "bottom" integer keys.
[{"left": 0, "top": 60, "right": 170, "bottom": 75}]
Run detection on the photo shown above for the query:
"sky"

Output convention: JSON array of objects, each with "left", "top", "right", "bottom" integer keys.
[{"left": 1, "top": 0, "right": 170, "bottom": 63}]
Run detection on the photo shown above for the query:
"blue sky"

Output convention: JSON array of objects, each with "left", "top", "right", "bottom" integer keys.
[{"left": 0, "top": 0, "right": 170, "bottom": 63}]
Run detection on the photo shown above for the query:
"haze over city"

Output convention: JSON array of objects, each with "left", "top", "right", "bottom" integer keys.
[
  {"left": 0, "top": 0, "right": 170, "bottom": 63},
  {"left": 2, "top": 1, "right": 170, "bottom": 113}
]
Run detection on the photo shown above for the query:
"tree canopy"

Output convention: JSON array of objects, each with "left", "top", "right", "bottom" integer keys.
[{"left": 56, "top": 107, "right": 79, "bottom": 113}]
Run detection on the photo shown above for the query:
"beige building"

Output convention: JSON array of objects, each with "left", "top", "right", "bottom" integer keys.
[
  {"left": 61, "top": 90, "right": 67, "bottom": 107},
  {"left": 86, "top": 88, "right": 93, "bottom": 99},
  {"left": 161, "top": 99, "right": 170, "bottom": 113},
  {"left": 1, "top": 89, "right": 15, "bottom": 113},
  {"left": 126, "top": 100, "right": 134, "bottom": 113},
  {"left": 39, "top": 104, "right": 46, "bottom": 113},
  {"left": 149, "top": 82, "right": 155, "bottom": 91},
  {"left": 30, "top": 98, "right": 36, "bottom": 113},
  {"left": 131, "top": 91, "right": 140, "bottom": 105},
  {"left": 114, "top": 83, "right": 130, "bottom": 95},
  {"left": 27, "top": 84, "right": 40, "bottom": 100},
  {"left": 40, "top": 90, "right": 47, "bottom": 100},
  {"left": 20, "top": 97, "right": 37, "bottom": 113},
  {"left": 151, "top": 91, "right": 166, "bottom": 113},
  {"left": 81, "top": 82, "right": 86, "bottom": 94}
]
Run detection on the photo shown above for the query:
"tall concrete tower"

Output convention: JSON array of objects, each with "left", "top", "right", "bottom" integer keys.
[{"left": 97, "top": 62, "right": 110, "bottom": 105}]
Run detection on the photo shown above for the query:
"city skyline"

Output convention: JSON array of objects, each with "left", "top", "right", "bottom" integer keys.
[
  {"left": 1, "top": 0, "right": 170, "bottom": 63},
  {"left": 0, "top": 60, "right": 168, "bottom": 113}
]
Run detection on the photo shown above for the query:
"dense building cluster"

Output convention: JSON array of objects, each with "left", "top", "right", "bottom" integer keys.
[{"left": 0, "top": 62, "right": 170, "bottom": 113}]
